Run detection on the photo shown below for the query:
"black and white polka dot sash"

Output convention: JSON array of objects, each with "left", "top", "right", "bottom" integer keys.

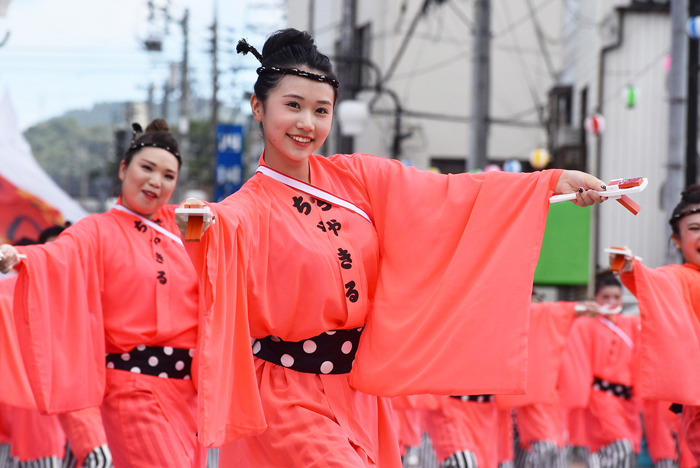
[
  {"left": 450, "top": 395, "right": 495, "bottom": 403},
  {"left": 592, "top": 376, "right": 632, "bottom": 400},
  {"left": 106, "top": 345, "right": 194, "bottom": 380},
  {"left": 252, "top": 327, "right": 364, "bottom": 375}
]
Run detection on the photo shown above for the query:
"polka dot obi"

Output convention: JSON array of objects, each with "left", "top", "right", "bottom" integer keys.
[
  {"left": 105, "top": 345, "right": 194, "bottom": 380},
  {"left": 449, "top": 394, "right": 495, "bottom": 403},
  {"left": 592, "top": 376, "right": 632, "bottom": 400},
  {"left": 252, "top": 327, "right": 364, "bottom": 375}
]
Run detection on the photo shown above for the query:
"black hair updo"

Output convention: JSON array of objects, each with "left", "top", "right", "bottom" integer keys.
[
  {"left": 243, "top": 28, "right": 338, "bottom": 104},
  {"left": 670, "top": 184, "right": 700, "bottom": 236},
  {"left": 123, "top": 119, "right": 181, "bottom": 169}
]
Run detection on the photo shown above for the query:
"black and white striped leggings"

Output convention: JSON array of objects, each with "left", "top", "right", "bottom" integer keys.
[
  {"left": 514, "top": 440, "right": 568, "bottom": 468},
  {"left": 441, "top": 450, "right": 478, "bottom": 468},
  {"left": 590, "top": 439, "right": 635, "bottom": 468}
]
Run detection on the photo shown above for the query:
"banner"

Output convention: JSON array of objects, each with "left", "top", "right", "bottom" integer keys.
[
  {"left": 215, "top": 124, "right": 244, "bottom": 202},
  {"left": 0, "top": 92, "right": 87, "bottom": 244}
]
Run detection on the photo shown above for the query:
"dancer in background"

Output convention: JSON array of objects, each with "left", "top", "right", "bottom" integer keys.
[
  {"left": 0, "top": 120, "right": 205, "bottom": 468},
  {"left": 499, "top": 296, "right": 599, "bottom": 468},
  {"left": 559, "top": 271, "right": 642, "bottom": 468}
]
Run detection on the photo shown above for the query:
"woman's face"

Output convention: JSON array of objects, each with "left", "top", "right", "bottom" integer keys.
[
  {"left": 673, "top": 210, "right": 700, "bottom": 267},
  {"left": 594, "top": 285, "right": 623, "bottom": 308},
  {"left": 118, "top": 148, "right": 178, "bottom": 219},
  {"left": 251, "top": 72, "right": 334, "bottom": 165}
]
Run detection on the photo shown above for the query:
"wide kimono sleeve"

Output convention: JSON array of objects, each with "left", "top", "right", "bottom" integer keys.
[
  {"left": 620, "top": 261, "right": 700, "bottom": 404},
  {"left": 557, "top": 317, "right": 593, "bottom": 409},
  {"left": 344, "top": 154, "right": 563, "bottom": 396},
  {"left": 496, "top": 302, "right": 576, "bottom": 408},
  {"left": 0, "top": 276, "right": 36, "bottom": 409},
  {"left": 184, "top": 199, "right": 266, "bottom": 448},
  {"left": 13, "top": 217, "right": 105, "bottom": 414}
]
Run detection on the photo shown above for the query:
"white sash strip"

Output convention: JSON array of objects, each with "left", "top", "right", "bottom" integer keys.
[
  {"left": 597, "top": 316, "right": 634, "bottom": 350},
  {"left": 112, "top": 204, "right": 184, "bottom": 247},
  {"left": 255, "top": 165, "right": 373, "bottom": 225}
]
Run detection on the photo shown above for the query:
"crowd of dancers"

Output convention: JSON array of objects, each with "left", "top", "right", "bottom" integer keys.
[{"left": 0, "top": 27, "right": 697, "bottom": 468}]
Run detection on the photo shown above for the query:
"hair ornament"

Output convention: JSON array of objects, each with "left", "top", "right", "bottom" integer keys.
[
  {"left": 236, "top": 39, "right": 264, "bottom": 63},
  {"left": 669, "top": 207, "right": 700, "bottom": 225},
  {"left": 128, "top": 142, "right": 181, "bottom": 160},
  {"left": 131, "top": 122, "right": 144, "bottom": 143},
  {"left": 256, "top": 66, "right": 340, "bottom": 88}
]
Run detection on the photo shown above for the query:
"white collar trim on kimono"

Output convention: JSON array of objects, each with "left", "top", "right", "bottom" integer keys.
[
  {"left": 597, "top": 316, "right": 634, "bottom": 350},
  {"left": 256, "top": 165, "right": 373, "bottom": 225},
  {"left": 112, "top": 204, "right": 184, "bottom": 247}
]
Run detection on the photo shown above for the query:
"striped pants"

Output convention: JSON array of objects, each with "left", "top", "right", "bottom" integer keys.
[
  {"left": 590, "top": 440, "right": 636, "bottom": 468},
  {"left": 14, "top": 457, "right": 63, "bottom": 468},
  {"left": 441, "top": 451, "right": 478, "bottom": 468},
  {"left": 514, "top": 441, "right": 567, "bottom": 468},
  {"left": 100, "top": 370, "right": 204, "bottom": 468},
  {"left": 0, "top": 445, "right": 9, "bottom": 468},
  {"left": 403, "top": 433, "right": 439, "bottom": 468},
  {"left": 62, "top": 446, "right": 113, "bottom": 468}
]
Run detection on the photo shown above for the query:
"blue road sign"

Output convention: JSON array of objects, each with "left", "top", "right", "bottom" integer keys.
[{"left": 215, "top": 124, "right": 244, "bottom": 202}]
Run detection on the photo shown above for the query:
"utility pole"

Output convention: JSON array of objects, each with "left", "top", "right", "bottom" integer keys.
[
  {"left": 308, "top": 0, "right": 315, "bottom": 32},
  {"left": 147, "top": 83, "right": 155, "bottom": 121},
  {"left": 336, "top": 0, "right": 356, "bottom": 154},
  {"left": 665, "top": 0, "right": 689, "bottom": 264},
  {"left": 161, "top": 63, "right": 179, "bottom": 121},
  {"left": 468, "top": 0, "right": 490, "bottom": 172},
  {"left": 688, "top": 0, "right": 700, "bottom": 188},
  {"left": 210, "top": 10, "right": 219, "bottom": 142},
  {"left": 179, "top": 8, "right": 191, "bottom": 187}
]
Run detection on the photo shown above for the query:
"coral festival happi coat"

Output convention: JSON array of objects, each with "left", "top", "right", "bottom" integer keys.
[
  {"left": 497, "top": 301, "right": 577, "bottom": 408},
  {"left": 557, "top": 314, "right": 642, "bottom": 452},
  {"left": 187, "top": 152, "right": 564, "bottom": 453},
  {"left": 620, "top": 261, "right": 700, "bottom": 405},
  {"left": 11, "top": 205, "right": 200, "bottom": 414},
  {"left": 0, "top": 275, "right": 36, "bottom": 410}
]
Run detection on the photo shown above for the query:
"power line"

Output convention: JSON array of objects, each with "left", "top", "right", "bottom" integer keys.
[
  {"left": 380, "top": 0, "right": 432, "bottom": 85},
  {"left": 523, "top": 0, "right": 558, "bottom": 80},
  {"left": 493, "top": 0, "right": 557, "bottom": 38},
  {"left": 447, "top": 0, "right": 475, "bottom": 32},
  {"left": 389, "top": 49, "right": 471, "bottom": 81},
  {"left": 601, "top": 48, "right": 669, "bottom": 107},
  {"left": 497, "top": 0, "right": 546, "bottom": 125}
]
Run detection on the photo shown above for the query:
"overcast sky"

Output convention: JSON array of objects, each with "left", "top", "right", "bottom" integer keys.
[{"left": 0, "top": 0, "right": 285, "bottom": 129}]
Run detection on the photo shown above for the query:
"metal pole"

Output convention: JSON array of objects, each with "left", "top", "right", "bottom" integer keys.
[
  {"left": 468, "top": 0, "right": 490, "bottom": 172},
  {"left": 308, "top": 0, "right": 315, "bottom": 33},
  {"left": 179, "top": 9, "right": 191, "bottom": 187},
  {"left": 147, "top": 83, "right": 155, "bottom": 121},
  {"left": 336, "top": 0, "right": 356, "bottom": 154},
  {"left": 665, "top": 0, "right": 689, "bottom": 264},
  {"left": 211, "top": 11, "right": 219, "bottom": 141},
  {"left": 687, "top": 0, "right": 700, "bottom": 188}
]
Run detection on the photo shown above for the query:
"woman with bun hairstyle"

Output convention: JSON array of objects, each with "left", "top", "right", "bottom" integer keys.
[
  {"left": 0, "top": 119, "right": 206, "bottom": 467},
  {"left": 615, "top": 185, "right": 700, "bottom": 464},
  {"left": 179, "top": 29, "right": 607, "bottom": 467}
]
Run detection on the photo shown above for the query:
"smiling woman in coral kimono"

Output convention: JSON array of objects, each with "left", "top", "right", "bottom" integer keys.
[
  {"left": 615, "top": 185, "right": 700, "bottom": 465},
  {"left": 177, "top": 28, "right": 607, "bottom": 468},
  {"left": 0, "top": 120, "right": 205, "bottom": 468}
]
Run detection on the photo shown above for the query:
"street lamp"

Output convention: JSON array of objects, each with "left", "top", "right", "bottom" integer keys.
[
  {"left": 331, "top": 56, "right": 412, "bottom": 158},
  {"left": 337, "top": 100, "right": 369, "bottom": 137}
]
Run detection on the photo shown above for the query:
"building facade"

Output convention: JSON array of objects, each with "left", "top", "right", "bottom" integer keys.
[
  {"left": 287, "top": 0, "right": 561, "bottom": 172},
  {"left": 286, "top": 0, "right": 680, "bottom": 289},
  {"left": 555, "top": 0, "right": 672, "bottom": 270}
]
